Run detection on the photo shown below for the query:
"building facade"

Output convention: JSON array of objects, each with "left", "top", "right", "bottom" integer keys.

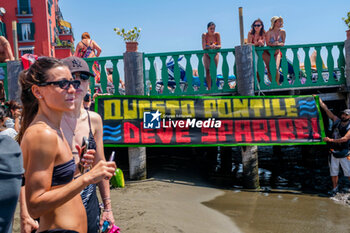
[{"left": 0, "top": 0, "right": 74, "bottom": 59}]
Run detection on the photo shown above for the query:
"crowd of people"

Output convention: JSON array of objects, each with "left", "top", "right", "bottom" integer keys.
[
  {"left": 202, "top": 16, "right": 286, "bottom": 89},
  {"left": 0, "top": 16, "right": 348, "bottom": 233},
  {"left": 0, "top": 55, "right": 117, "bottom": 233}
]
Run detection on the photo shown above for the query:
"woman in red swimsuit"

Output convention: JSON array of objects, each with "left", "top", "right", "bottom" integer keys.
[
  {"left": 202, "top": 22, "right": 221, "bottom": 90},
  {"left": 247, "top": 19, "right": 267, "bottom": 83}
]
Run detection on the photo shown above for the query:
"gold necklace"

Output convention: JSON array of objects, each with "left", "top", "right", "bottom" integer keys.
[{"left": 63, "top": 115, "right": 76, "bottom": 136}]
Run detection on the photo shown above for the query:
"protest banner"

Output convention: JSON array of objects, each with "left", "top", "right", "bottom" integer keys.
[{"left": 96, "top": 95, "right": 325, "bottom": 147}]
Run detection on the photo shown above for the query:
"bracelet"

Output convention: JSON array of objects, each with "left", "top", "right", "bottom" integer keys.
[
  {"left": 102, "top": 197, "right": 111, "bottom": 201},
  {"left": 103, "top": 209, "right": 112, "bottom": 212}
]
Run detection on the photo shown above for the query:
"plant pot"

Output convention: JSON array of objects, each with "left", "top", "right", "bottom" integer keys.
[
  {"left": 347, "top": 30, "right": 350, "bottom": 40},
  {"left": 126, "top": 42, "right": 138, "bottom": 52}
]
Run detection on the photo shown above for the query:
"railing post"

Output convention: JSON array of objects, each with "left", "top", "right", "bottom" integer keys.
[
  {"left": 235, "top": 44, "right": 259, "bottom": 189},
  {"left": 345, "top": 39, "right": 350, "bottom": 107},
  {"left": 124, "top": 51, "right": 147, "bottom": 180},
  {"left": 6, "top": 61, "right": 22, "bottom": 102}
]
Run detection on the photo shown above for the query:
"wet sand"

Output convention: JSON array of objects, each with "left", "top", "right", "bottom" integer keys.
[
  {"left": 204, "top": 190, "right": 350, "bottom": 233},
  {"left": 12, "top": 178, "right": 240, "bottom": 233}
]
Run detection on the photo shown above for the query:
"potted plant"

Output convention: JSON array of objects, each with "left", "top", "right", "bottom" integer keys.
[
  {"left": 113, "top": 27, "right": 141, "bottom": 52},
  {"left": 342, "top": 11, "right": 350, "bottom": 40}
]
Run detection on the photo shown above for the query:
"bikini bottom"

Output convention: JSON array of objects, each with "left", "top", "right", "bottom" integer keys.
[{"left": 39, "top": 230, "right": 79, "bottom": 233}]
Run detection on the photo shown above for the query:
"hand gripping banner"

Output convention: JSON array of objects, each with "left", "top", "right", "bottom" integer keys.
[{"left": 96, "top": 95, "right": 326, "bottom": 147}]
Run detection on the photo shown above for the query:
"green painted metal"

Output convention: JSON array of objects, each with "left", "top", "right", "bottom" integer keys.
[
  {"left": 337, "top": 44, "right": 346, "bottom": 79},
  {"left": 196, "top": 53, "right": 206, "bottom": 92},
  {"left": 326, "top": 45, "right": 335, "bottom": 82},
  {"left": 84, "top": 55, "right": 123, "bottom": 96},
  {"left": 160, "top": 56, "right": 169, "bottom": 95},
  {"left": 111, "top": 58, "right": 121, "bottom": 95},
  {"left": 221, "top": 51, "right": 230, "bottom": 89},
  {"left": 280, "top": 48, "right": 288, "bottom": 86},
  {"left": 147, "top": 56, "right": 157, "bottom": 96},
  {"left": 184, "top": 54, "right": 194, "bottom": 94},
  {"left": 303, "top": 47, "right": 312, "bottom": 86},
  {"left": 292, "top": 48, "right": 300, "bottom": 84}
]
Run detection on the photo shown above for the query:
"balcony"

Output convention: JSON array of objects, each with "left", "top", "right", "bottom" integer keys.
[{"left": 15, "top": 7, "right": 33, "bottom": 16}]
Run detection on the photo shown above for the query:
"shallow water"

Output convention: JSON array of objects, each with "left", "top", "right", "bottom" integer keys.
[{"left": 203, "top": 190, "right": 350, "bottom": 233}]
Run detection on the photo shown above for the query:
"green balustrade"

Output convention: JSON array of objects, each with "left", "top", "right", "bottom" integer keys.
[
  {"left": 0, "top": 41, "right": 345, "bottom": 102},
  {"left": 144, "top": 48, "right": 237, "bottom": 96},
  {"left": 84, "top": 55, "right": 123, "bottom": 96},
  {"left": 255, "top": 42, "right": 346, "bottom": 91}
]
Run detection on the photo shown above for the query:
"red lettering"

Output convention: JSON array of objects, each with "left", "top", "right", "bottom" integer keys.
[
  {"left": 278, "top": 119, "right": 295, "bottom": 141},
  {"left": 294, "top": 119, "right": 309, "bottom": 139},
  {"left": 123, "top": 122, "right": 140, "bottom": 143},
  {"left": 176, "top": 128, "right": 191, "bottom": 143},
  {"left": 202, "top": 127, "right": 217, "bottom": 142},
  {"left": 269, "top": 120, "right": 277, "bottom": 141},
  {"left": 218, "top": 120, "right": 233, "bottom": 142},
  {"left": 140, "top": 123, "right": 156, "bottom": 144},
  {"left": 156, "top": 126, "right": 174, "bottom": 144},
  {"left": 235, "top": 120, "right": 252, "bottom": 142},
  {"left": 252, "top": 120, "right": 270, "bottom": 142},
  {"left": 311, "top": 118, "right": 321, "bottom": 139}
]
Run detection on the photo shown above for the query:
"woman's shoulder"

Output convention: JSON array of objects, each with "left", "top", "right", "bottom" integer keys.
[
  {"left": 88, "top": 111, "right": 102, "bottom": 124},
  {"left": 22, "top": 123, "right": 59, "bottom": 145}
]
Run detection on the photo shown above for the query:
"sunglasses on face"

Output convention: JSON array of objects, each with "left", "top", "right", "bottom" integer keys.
[
  {"left": 38, "top": 79, "right": 81, "bottom": 90},
  {"left": 72, "top": 73, "right": 90, "bottom": 81},
  {"left": 254, "top": 24, "right": 262, "bottom": 27}
]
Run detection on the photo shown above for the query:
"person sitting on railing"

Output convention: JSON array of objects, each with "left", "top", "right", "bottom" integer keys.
[
  {"left": 265, "top": 16, "right": 286, "bottom": 85},
  {"left": 202, "top": 22, "right": 221, "bottom": 90},
  {"left": 247, "top": 18, "right": 267, "bottom": 83},
  {"left": 74, "top": 32, "right": 102, "bottom": 83},
  {"left": 0, "top": 36, "right": 14, "bottom": 63}
]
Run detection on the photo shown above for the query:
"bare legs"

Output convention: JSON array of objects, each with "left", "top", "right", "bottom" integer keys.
[
  {"left": 203, "top": 53, "right": 219, "bottom": 90},
  {"left": 263, "top": 50, "right": 282, "bottom": 85}
]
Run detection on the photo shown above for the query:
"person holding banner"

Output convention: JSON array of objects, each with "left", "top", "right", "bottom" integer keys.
[
  {"left": 17, "top": 57, "right": 116, "bottom": 233},
  {"left": 62, "top": 56, "right": 116, "bottom": 232},
  {"left": 318, "top": 97, "right": 350, "bottom": 196}
]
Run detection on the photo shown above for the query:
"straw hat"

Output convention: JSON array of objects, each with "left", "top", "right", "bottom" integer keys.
[{"left": 270, "top": 16, "right": 283, "bottom": 30}]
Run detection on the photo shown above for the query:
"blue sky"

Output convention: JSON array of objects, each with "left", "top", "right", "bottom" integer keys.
[{"left": 59, "top": 0, "right": 349, "bottom": 57}]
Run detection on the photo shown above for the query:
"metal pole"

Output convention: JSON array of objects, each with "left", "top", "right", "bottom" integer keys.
[
  {"left": 12, "top": 21, "right": 19, "bottom": 60},
  {"left": 239, "top": 7, "right": 244, "bottom": 46}
]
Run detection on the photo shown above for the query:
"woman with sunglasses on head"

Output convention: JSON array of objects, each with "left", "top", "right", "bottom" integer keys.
[
  {"left": 202, "top": 21, "right": 221, "bottom": 90},
  {"left": 265, "top": 16, "right": 286, "bottom": 85},
  {"left": 18, "top": 57, "right": 116, "bottom": 233},
  {"left": 61, "top": 56, "right": 116, "bottom": 232}
]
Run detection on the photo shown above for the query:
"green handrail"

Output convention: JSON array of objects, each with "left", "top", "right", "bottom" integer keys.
[
  {"left": 144, "top": 48, "right": 237, "bottom": 96},
  {"left": 0, "top": 41, "right": 345, "bottom": 102},
  {"left": 254, "top": 41, "right": 345, "bottom": 91}
]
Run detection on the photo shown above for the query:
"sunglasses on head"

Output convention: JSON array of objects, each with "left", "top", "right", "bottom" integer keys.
[
  {"left": 38, "top": 79, "right": 81, "bottom": 90},
  {"left": 72, "top": 73, "right": 90, "bottom": 81},
  {"left": 254, "top": 24, "right": 262, "bottom": 27}
]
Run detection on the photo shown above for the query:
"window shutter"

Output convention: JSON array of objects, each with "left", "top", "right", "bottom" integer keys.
[
  {"left": 30, "top": 23, "right": 35, "bottom": 40},
  {"left": 17, "top": 23, "right": 23, "bottom": 41}
]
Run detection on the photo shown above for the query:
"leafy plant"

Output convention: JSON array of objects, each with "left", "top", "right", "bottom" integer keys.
[
  {"left": 113, "top": 27, "right": 141, "bottom": 42},
  {"left": 342, "top": 11, "right": 350, "bottom": 29}
]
